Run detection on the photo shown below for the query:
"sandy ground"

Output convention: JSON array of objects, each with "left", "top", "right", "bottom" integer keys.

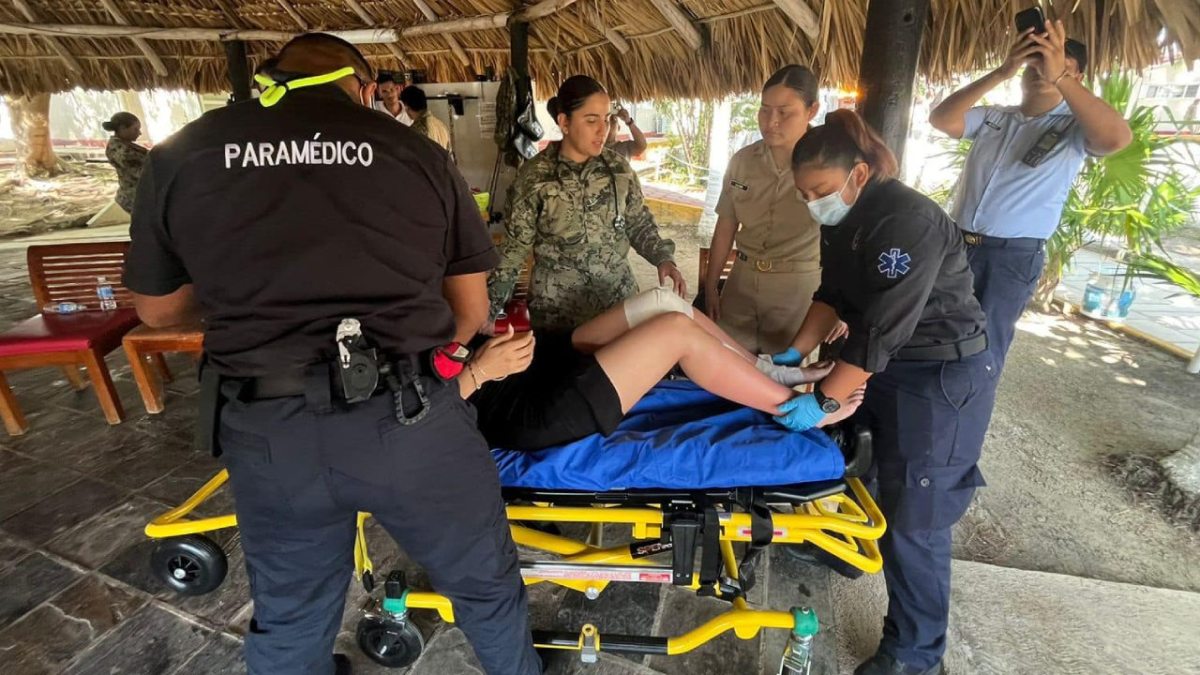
[{"left": 0, "top": 162, "right": 116, "bottom": 237}]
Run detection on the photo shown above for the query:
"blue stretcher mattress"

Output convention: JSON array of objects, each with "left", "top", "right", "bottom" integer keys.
[{"left": 491, "top": 381, "right": 845, "bottom": 491}]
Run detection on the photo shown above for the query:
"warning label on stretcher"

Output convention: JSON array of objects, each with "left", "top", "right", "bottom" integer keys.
[
  {"left": 735, "top": 527, "right": 788, "bottom": 538},
  {"left": 522, "top": 568, "right": 674, "bottom": 584}
]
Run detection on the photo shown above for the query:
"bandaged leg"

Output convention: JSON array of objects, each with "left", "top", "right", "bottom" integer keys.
[{"left": 623, "top": 286, "right": 694, "bottom": 329}]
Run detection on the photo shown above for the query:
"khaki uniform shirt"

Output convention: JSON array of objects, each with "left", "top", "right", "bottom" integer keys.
[
  {"left": 715, "top": 140, "right": 820, "bottom": 271},
  {"left": 489, "top": 143, "right": 676, "bottom": 332},
  {"left": 411, "top": 112, "right": 452, "bottom": 152}
]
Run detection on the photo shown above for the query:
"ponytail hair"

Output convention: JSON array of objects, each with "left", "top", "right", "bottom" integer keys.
[
  {"left": 547, "top": 75, "right": 606, "bottom": 120},
  {"left": 102, "top": 111, "right": 139, "bottom": 134},
  {"left": 791, "top": 109, "right": 898, "bottom": 179}
]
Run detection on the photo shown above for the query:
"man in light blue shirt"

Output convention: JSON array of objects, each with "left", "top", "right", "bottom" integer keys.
[{"left": 931, "top": 20, "right": 1131, "bottom": 369}]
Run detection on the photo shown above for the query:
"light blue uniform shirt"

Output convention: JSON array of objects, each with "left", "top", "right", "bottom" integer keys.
[{"left": 950, "top": 101, "right": 1090, "bottom": 240}]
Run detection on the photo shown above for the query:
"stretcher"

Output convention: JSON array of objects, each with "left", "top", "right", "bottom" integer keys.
[{"left": 144, "top": 381, "right": 886, "bottom": 671}]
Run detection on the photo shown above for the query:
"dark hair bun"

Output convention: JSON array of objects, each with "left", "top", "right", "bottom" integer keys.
[
  {"left": 101, "top": 121, "right": 116, "bottom": 132},
  {"left": 547, "top": 96, "right": 561, "bottom": 118}
]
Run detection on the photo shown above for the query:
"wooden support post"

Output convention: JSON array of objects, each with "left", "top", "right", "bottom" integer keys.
[
  {"left": 647, "top": 0, "right": 703, "bottom": 50},
  {"left": 224, "top": 40, "right": 252, "bottom": 102},
  {"left": 856, "top": 0, "right": 930, "bottom": 166},
  {"left": 511, "top": 19, "right": 529, "bottom": 78}
]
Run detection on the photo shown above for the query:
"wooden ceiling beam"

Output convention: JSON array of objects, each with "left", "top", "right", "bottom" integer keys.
[
  {"left": 274, "top": 0, "right": 308, "bottom": 30},
  {"left": 12, "top": 0, "right": 83, "bottom": 73},
  {"left": 771, "top": 0, "right": 820, "bottom": 40},
  {"left": 646, "top": 0, "right": 703, "bottom": 50},
  {"left": 344, "top": 0, "right": 411, "bottom": 68},
  {"left": 98, "top": 0, "right": 169, "bottom": 77},
  {"left": 410, "top": 0, "right": 471, "bottom": 68}
]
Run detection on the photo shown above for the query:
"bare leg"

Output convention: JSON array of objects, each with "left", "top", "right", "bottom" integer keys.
[
  {"left": 572, "top": 289, "right": 754, "bottom": 361},
  {"left": 593, "top": 313, "right": 793, "bottom": 415}
]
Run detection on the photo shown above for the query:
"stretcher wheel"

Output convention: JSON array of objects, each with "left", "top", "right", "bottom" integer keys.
[
  {"left": 150, "top": 535, "right": 228, "bottom": 596},
  {"left": 356, "top": 616, "right": 424, "bottom": 668}
]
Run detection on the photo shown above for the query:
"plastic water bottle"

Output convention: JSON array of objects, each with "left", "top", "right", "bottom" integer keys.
[
  {"left": 96, "top": 276, "right": 117, "bottom": 310},
  {"left": 43, "top": 302, "right": 85, "bottom": 314},
  {"left": 779, "top": 606, "right": 819, "bottom": 674}
]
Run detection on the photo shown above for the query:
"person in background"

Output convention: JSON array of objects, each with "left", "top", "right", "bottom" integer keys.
[
  {"left": 489, "top": 75, "right": 686, "bottom": 333},
  {"left": 929, "top": 21, "right": 1131, "bottom": 369},
  {"left": 605, "top": 106, "right": 647, "bottom": 160},
  {"left": 704, "top": 65, "right": 824, "bottom": 355},
  {"left": 401, "top": 85, "right": 453, "bottom": 152},
  {"left": 102, "top": 112, "right": 148, "bottom": 215},
  {"left": 374, "top": 71, "right": 412, "bottom": 125}
]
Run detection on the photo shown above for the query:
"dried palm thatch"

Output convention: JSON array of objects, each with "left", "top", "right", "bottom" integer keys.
[{"left": 0, "top": 0, "right": 1196, "bottom": 100}]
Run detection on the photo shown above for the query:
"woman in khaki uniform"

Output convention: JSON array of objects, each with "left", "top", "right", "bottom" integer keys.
[{"left": 705, "top": 65, "right": 822, "bottom": 354}]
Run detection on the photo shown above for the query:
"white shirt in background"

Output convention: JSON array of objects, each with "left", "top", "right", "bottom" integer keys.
[{"left": 373, "top": 101, "right": 413, "bottom": 126}]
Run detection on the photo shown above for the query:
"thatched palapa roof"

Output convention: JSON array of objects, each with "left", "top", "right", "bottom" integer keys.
[{"left": 0, "top": 1, "right": 1197, "bottom": 100}]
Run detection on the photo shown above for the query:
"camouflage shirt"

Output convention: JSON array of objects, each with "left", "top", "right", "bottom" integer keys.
[
  {"left": 105, "top": 137, "right": 148, "bottom": 213},
  {"left": 489, "top": 143, "right": 676, "bottom": 331}
]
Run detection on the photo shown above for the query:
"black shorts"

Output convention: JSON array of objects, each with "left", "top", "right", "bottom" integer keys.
[{"left": 469, "top": 333, "right": 623, "bottom": 451}]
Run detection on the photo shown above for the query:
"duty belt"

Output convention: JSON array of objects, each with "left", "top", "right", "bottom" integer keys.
[
  {"left": 892, "top": 332, "right": 988, "bottom": 362},
  {"left": 961, "top": 231, "right": 1045, "bottom": 251},
  {"left": 242, "top": 354, "right": 438, "bottom": 401},
  {"left": 734, "top": 250, "right": 816, "bottom": 274}
]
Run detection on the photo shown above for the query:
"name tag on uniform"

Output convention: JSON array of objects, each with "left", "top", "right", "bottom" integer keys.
[{"left": 729, "top": 180, "right": 748, "bottom": 191}]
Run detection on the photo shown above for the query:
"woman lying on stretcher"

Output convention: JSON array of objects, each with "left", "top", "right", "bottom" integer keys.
[{"left": 456, "top": 287, "right": 863, "bottom": 450}]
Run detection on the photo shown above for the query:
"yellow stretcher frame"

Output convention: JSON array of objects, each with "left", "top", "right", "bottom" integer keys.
[{"left": 146, "top": 469, "right": 886, "bottom": 658}]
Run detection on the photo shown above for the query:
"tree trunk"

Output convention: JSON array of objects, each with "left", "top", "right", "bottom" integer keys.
[
  {"left": 7, "top": 94, "right": 65, "bottom": 177},
  {"left": 698, "top": 98, "right": 732, "bottom": 242}
]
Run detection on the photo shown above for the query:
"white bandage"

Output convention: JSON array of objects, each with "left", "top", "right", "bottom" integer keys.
[{"left": 623, "top": 286, "right": 694, "bottom": 328}]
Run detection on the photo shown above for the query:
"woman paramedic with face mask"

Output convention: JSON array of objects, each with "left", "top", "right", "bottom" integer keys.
[{"left": 771, "top": 109, "right": 999, "bottom": 675}]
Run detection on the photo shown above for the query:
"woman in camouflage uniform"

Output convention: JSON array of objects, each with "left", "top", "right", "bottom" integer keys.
[
  {"left": 488, "top": 76, "right": 687, "bottom": 332},
  {"left": 103, "top": 112, "right": 148, "bottom": 214}
]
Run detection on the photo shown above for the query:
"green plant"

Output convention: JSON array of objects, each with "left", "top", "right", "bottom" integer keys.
[
  {"left": 653, "top": 99, "right": 714, "bottom": 187},
  {"left": 1129, "top": 253, "right": 1200, "bottom": 299},
  {"left": 1036, "top": 72, "right": 1200, "bottom": 306}
]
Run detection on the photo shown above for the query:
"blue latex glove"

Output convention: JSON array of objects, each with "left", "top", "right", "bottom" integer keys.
[
  {"left": 773, "top": 394, "right": 826, "bottom": 432},
  {"left": 772, "top": 347, "right": 804, "bottom": 366}
]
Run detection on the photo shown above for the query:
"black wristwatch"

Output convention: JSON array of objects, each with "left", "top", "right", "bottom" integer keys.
[{"left": 813, "top": 384, "right": 841, "bottom": 414}]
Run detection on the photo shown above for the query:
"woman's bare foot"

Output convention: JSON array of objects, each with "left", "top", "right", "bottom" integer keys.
[{"left": 816, "top": 386, "right": 866, "bottom": 427}]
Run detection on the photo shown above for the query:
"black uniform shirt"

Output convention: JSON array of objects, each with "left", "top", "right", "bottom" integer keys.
[
  {"left": 813, "top": 179, "right": 985, "bottom": 373},
  {"left": 124, "top": 85, "right": 497, "bottom": 375}
]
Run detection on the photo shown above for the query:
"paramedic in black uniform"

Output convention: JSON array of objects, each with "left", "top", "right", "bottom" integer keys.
[
  {"left": 771, "top": 110, "right": 997, "bottom": 675},
  {"left": 122, "top": 34, "right": 541, "bottom": 675}
]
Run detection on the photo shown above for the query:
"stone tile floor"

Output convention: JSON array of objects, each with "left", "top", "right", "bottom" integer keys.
[{"left": 0, "top": 245, "right": 821, "bottom": 674}]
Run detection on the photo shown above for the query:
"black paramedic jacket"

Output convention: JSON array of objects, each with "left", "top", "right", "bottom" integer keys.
[
  {"left": 813, "top": 178, "right": 986, "bottom": 373},
  {"left": 123, "top": 84, "right": 498, "bottom": 376}
]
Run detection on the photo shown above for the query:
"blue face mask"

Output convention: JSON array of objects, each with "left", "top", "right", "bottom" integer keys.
[{"left": 806, "top": 172, "right": 859, "bottom": 226}]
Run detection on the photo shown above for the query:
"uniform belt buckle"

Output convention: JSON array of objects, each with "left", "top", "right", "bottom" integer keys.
[
  {"left": 755, "top": 259, "right": 773, "bottom": 272},
  {"left": 963, "top": 232, "right": 983, "bottom": 246}
]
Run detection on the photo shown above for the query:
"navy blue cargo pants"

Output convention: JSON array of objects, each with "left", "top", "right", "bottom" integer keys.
[
  {"left": 216, "top": 376, "right": 542, "bottom": 675},
  {"left": 858, "top": 350, "right": 999, "bottom": 670},
  {"left": 965, "top": 236, "right": 1047, "bottom": 369}
]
